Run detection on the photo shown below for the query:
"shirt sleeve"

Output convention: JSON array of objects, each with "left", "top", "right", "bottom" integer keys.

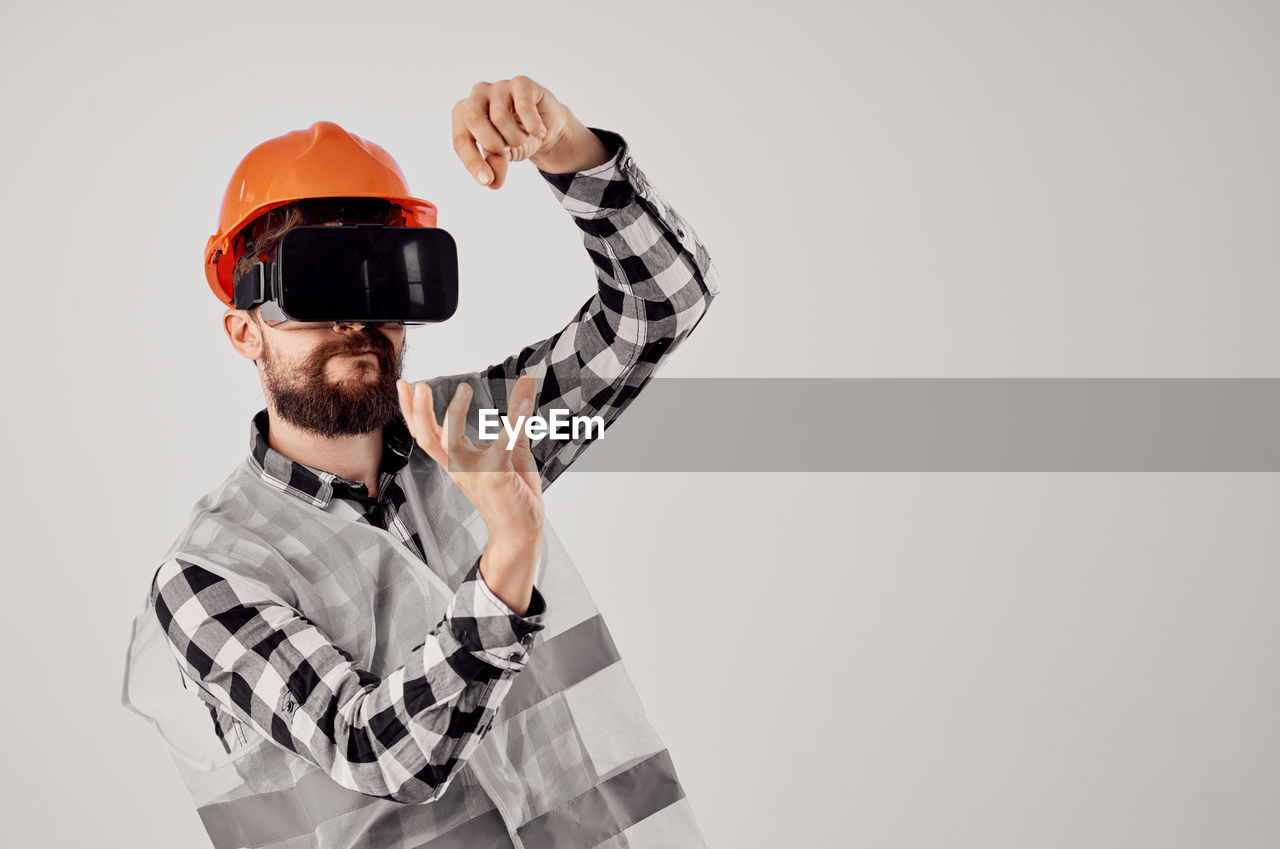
[
  {"left": 149, "top": 554, "right": 547, "bottom": 804},
  {"left": 424, "top": 127, "right": 721, "bottom": 492}
]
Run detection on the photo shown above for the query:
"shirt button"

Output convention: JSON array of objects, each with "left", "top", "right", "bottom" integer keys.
[{"left": 507, "top": 652, "right": 521, "bottom": 662}]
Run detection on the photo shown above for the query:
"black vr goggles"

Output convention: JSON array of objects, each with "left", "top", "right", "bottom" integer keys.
[{"left": 233, "top": 223, "right": 459, "bottom": 325}]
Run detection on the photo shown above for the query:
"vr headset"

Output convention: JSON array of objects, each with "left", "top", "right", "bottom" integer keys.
[{"left": 233, "top": 222, "right": 459, "bottom": 325}]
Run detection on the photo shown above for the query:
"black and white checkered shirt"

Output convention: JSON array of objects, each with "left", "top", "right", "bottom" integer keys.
[{"left": 150, "top": 127, "right": 721, "bottom": 803}]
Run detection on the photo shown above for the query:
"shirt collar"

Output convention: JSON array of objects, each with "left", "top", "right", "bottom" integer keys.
[{"left": 248, "top": 407, "right": 415, "bottom": 508}]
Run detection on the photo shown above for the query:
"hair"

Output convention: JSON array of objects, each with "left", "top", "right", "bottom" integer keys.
[{"left": 231, "top": 197, "right": 404, "bottom": 287}]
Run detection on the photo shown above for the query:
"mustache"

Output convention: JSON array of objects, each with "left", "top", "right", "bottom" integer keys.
[{"left": 322, "top": 333, "right": 394, "bottom": 360}]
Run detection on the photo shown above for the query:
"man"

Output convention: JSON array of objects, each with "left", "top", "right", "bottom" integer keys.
[{"left": 121, "top": 75, "right": 720, "bottom": 849}]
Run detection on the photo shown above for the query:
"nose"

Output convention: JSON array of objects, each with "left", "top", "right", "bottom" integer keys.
[{"left": 331, "top": 321, "right": 402, "bottom": 351}]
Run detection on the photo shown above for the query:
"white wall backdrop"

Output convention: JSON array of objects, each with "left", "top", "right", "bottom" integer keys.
[{"left": 1, "top": 1, "right": 1276, "bottom": 847}]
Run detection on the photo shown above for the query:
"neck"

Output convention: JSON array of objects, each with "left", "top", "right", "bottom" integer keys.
[{"left": 265, "top": 407, "right": 384, "bottom": 497}]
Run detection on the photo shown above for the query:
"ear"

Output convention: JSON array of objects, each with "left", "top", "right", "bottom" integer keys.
[{"left": 224, "top": 308, "right": 264, "bottom": 362}]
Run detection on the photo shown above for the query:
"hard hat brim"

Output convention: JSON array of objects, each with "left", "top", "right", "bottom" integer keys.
[{"left": 205, "top": 193, "right": 439, "bottom": 307}]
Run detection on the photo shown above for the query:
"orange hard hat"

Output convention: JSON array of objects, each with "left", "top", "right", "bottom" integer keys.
[{"left": 204, "top": 121, "right": 439, "bottom": 306}]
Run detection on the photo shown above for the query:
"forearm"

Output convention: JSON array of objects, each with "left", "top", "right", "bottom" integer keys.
[
  {"left": 151, "top": 556, "right": 547, "bottom": 804},
  {"left": 531, "top": 115, "right": 613, "bottom": 174},
  {"left": 478, "top": 532, "right": 543, "bottom": 617},
  {"left": 523, "top": 130, "right": 721, "bottom": 480},
  {"left": 428, "top": 129, "right": 721, "bottom": 490}
]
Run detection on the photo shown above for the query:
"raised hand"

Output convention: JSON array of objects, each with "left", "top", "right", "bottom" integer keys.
[
  {"left": 396, "top": 375, "right": 544, "bottom": 613},
  {"left": 451, "top": 75, "right": 609, "bottom": 189}
]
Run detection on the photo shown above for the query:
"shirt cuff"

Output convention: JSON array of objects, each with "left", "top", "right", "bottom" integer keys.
[
  {"left": 536, "top": 127, "right": 637, "bottom": 219},
  {"left": 446, "top": 554, "right": 548, "bottom": 671}
]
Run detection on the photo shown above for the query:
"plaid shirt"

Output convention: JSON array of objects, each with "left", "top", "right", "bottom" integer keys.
[{"left": 150, "top": 126, "right": 720, "bottom": 804}]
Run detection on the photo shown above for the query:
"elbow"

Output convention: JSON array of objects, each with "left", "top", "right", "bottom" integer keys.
[
  {"left": 313, "top": 725, "right": 462, "bottom": 805},
  {"left": 380, "top": 761, "right": 462, "bottom": 806},
  {"left": 696, "top": 252, "right": 721, "bottom": 301},
  {"left": 330, "top": 763, "right": 460, "bottom": 804}
]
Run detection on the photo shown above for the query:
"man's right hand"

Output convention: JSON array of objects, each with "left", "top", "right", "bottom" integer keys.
[{"left": 396, "top": 376, "right": 544, "bottom": 614}]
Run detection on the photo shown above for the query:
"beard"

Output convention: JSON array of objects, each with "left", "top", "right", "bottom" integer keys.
[{"left": 261, "top": 330, "right": 406, "bottom": 438}]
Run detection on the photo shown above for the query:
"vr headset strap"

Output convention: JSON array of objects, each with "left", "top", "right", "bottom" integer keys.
[{"left": 233, "top": 262, "right": 273, "bottom": 310}]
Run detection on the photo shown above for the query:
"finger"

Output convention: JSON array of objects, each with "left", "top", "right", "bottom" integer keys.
[
  {"left": 504, "top": 78, "right": 547, "bottom": 163},
  {"left": 443, "top": 382, "right": 476, "bottom": 462},
  {"left": 510, "top": 374, "right": 539, "bottom": 419},
  {"left": 400, "top": 380, "right": 451, "bottom": 468},
  {"left": 484, "top": 149, "right": 509, "bottom": 190},
  {"left": 505, "top": 134, "right": 542, "bottom": 164},
  {"left": 452, "top": 98, "right": 506, "bottom": 187},
  {"left": 396, "top": 381, "right": 453, "bottom": 468},
  {"left": 488, "top": 85, "right": 527, "bottom": 153},
  {"left": 397, "top": 379, "right": 434, "bottom": 438},
  {"left": 397, "top": 379, "right": 423, "bottom": 437},
  {"left": 493, "top": 385, "right": 534, "bottom": 454},
  {"left": 510, "top": 76, "right": 549, "bottom": 140},
  {"left": 411, "top": 380, "right": 446, "bottom": 444},
  {"left": 451, "top": 101, "right": 493, "bottom": 187},
  {"left": 460, "top": 90, "right": 509, "bottom": 184},
  {"left": 503, "top": 376, "right": 538, "bottom": 482},
  {"left": 511, "top": 417, "right": 542, "bottom": 494}
]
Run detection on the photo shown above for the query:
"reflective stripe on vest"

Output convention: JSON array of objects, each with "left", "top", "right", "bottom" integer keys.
[{"left": 195, "top": 747, "right": 685, "bottom": 849}]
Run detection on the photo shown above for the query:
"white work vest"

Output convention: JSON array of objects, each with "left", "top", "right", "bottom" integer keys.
[{"left": 121, "top": 403, "right": 707, "bottom": 849}]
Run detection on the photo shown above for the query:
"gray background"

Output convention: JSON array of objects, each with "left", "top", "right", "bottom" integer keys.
[{"left": 1, "top": 1, "right": 1277, "bottom": 847}]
